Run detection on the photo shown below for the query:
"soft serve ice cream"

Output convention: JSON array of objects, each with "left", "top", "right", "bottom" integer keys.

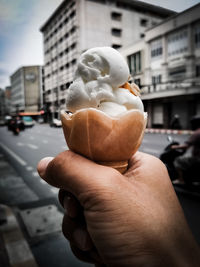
[
  {"left": 61, "top": 47, "right": 147, "bottom": 173},
  {"left": 66, "top": 47, "right": 144, "bottom": 117}
]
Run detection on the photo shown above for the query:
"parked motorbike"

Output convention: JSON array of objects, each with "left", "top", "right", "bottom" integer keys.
[
  {"left": 10, "top": 118, "right": 20, "bottom": 135},
  {"left": 159, "top": 136, "right": 186, "bottom": 181},
  {"left": 160, "top": 136, "right": 200, "bottom": 193}
]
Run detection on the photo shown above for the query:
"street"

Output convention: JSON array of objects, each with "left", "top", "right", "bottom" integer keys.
[{"left": 1, "top": 123, "right": 199, "bottom": 267}]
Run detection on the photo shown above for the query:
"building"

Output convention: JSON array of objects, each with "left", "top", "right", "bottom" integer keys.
[
  {"left": 4, "top": 86, "right": 11, "bottom": 115},
  {"left": 10, "top": 66, "right": 43, "bottom": 114},
  {"left": 40, "top": 0, "right": 175, "bottom": 118},
  {"left": 0, "top": 88, "right": 6, "bottom": 119},
  {"left": 121, "top": 3, "right": 200, "bottom": 129}
]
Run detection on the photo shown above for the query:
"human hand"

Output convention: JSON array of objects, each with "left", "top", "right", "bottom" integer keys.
[{"left": 37, "top": 151, "right": 200, "bottom": 267}]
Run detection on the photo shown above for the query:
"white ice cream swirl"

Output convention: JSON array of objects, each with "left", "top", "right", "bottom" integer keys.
[{"left": 66, "top": 47, "right": 144, "bottom": 117}]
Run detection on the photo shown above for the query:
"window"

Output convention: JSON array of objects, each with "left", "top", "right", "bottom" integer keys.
[
  {"left": 71, "top": 59, "right": 77, "bottom": 65},
  {"left": 71, "top": 42, "right": 76, "bottom": 50},
  {"left": 194, "top": 25, "right": 200, "bottom": 48},
  {"left": 111, "top": 12, "right": 122, "bottom": 21},
  {"left": 196, "top": 65, "right": 200, "bottom": 77},
  {"left": 168, "top": 29, "right": 188, "bottom": 56},
  {"left": 151, "top": 39, "right": 162, "bottom": 59},
  {"left": 112, "top": 44, "right": 122, "bottom": 49},
  {"left": 169, "top": 68, "right": 186, "bottom": 80},
  {"left": 70, "top": 10, "right": 76, "bottom": 19},
  {"left": 134, "top": 78, "right": 141, "bottom": 87},
  {"left": 140, "top": 18, "right": 148, "bottom": 27},
  {"left": 69, "top": 1, "right": 75, "bottom": 9},
  {"left": 64, "top": 17, "right": 68, "bottom": 24},
  {"left": 111, "top": 28, "right": 122, "bottom": 37},
  {"left": 59, "top": 23, "right": 63, "bottom": 29},
  {"left": 169, "top": 68, "right": 185, "bottom": 76},
  {"left": 70, "top": 26, "right": 76, "bottom": 34},
  {"left": 127, "top": 51, "right": 141, "bottom": 75},
  {"left": 60, "top": 85, "right": 65, "bottom": 90},
  {"left": 152, "top": 75, "right": 162, "bottom": 85}
]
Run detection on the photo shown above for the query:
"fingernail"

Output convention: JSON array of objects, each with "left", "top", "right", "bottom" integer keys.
[
  {"left": 37, "top": 157, "right": 54, "bottom": 178},
  {"left": 73, "top": 228, "right": 92, "bottom": 251}
]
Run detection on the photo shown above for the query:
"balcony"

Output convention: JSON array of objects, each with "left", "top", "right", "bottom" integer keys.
[{"left": 141, "top": 80, "right": 200, "bottom": 100}]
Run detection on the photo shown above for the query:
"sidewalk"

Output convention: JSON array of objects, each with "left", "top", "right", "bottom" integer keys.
[
  {"left": 0, "top": 153, "right": 91, "bottom": 267},
  {"left": 0, "top": 153, "right": 38, "bottom": 267}
]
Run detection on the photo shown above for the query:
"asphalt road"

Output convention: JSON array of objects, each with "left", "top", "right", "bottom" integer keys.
[{"left": 1, "top": 124, "right": 199, "bottom": 267}]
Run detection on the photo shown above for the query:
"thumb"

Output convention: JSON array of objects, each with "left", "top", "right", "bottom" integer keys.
[{"left": 37, "top": 150, "right": 121, "bottom": 198}]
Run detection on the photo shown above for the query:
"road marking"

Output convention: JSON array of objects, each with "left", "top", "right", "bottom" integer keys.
[
  {"left": 42, "top": 140, "right": 48, "bottom": 144},
  {"left": 50, "top": 188, "right": 59, "bottom": 194},
  {"left": 32, "top": 171, "right": 39, "bottom": 177},
  {"left": 27, "top": 144, "right": 38, "bottom": 149},
  {"left": 26, "top": 166, "right": 33, "bottom": 171},
  {"left": 17, "top": 142, "right": 25, "bottom": 147},
  {"left": 0, "top": 142, "right": 27, "bottom": 166}
]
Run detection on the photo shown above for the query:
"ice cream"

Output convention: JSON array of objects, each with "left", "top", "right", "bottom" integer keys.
[
  {"left": 66, "top": 47, "right": 144, "bottom": 117},
  {"left": 61, "top": 47, "right": 147, "bottom": 173}
]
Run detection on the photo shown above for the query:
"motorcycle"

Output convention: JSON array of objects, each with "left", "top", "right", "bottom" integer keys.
[
  {"left": 160, "top": 136, "right": 200, "bottom": 193},
  {"left": 10, "top": 119, "right": 20, "bottom": 135},
  {"left": 159, "top": 136, "right": 186, "bottom": 181}
]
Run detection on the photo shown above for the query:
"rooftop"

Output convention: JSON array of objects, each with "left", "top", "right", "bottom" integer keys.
[{"left": 40, "top": 0, "right": 176, "bottom": 32}]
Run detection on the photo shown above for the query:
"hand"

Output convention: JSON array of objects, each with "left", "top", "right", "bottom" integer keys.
[{"left": 37, "top": 151, "right": 200, "bottom": 267}]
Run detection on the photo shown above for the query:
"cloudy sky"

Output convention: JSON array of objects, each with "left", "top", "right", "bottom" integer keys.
[{"left": 0, "top": 0, "right": 199, "bottom": 89}]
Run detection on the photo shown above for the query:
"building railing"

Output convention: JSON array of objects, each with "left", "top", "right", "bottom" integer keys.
[{"left": 141, "top": 79, "right": 200, "bottom": 95}]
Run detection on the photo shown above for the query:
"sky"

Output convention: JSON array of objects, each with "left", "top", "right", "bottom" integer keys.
[{"left": 0, "top": 0, "right": 200, "bottom": 89}]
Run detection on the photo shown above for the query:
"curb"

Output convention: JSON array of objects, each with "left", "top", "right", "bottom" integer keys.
[
  {"left": 0, "top": 204, "right": 38, "bottom": 267},
  {"left": 145, "top": 128, "right": 193, "bottom": 135}
]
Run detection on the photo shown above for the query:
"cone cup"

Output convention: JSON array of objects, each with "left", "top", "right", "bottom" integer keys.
[{"left": 61, "top": 108, "right": 147, "bottom": 173}]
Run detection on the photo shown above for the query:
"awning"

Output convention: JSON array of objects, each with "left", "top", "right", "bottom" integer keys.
[{"left": 18, "top": 111, "right": 43, "bottom": 116}]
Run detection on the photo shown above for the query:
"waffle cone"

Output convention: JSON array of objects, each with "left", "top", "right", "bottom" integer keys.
[{"left": 61, "top": 108, "right": 147, "bottom": 173}]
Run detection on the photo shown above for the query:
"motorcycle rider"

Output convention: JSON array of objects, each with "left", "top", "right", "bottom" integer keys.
[{"left": 172, "top": 129, "right": 200, "bottom": 185}]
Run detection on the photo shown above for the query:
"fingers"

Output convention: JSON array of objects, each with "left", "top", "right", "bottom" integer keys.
[
  {"left": 37, "top": 150, "right": 122, "bottom": 198},
  {"left": 59, "top": 190, "right": 94, "bottom": 251},
  {"left": 60, "top": 190, "right": 103, "bottom": 264},
  {"left": 59, "top": 189, "right": 81, "bottom": 218},
  {"left": 62, "top": 214, "right": 93, "bottom": 251}
]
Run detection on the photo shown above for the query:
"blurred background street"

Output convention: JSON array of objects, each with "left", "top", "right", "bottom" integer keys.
[{"left": 0, "top": 0, "right": 200, "bottom": 266}]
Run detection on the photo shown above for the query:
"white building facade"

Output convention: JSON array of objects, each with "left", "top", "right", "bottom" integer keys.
[
  {"left": 121, "top": 3, "right": 200, "bottom": 129},
  {"left": 40, "top": 0, "right": 174, "bottom": 118},
  {"left": 10, "top": 66, "right": 43, "bottom": 114}
]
